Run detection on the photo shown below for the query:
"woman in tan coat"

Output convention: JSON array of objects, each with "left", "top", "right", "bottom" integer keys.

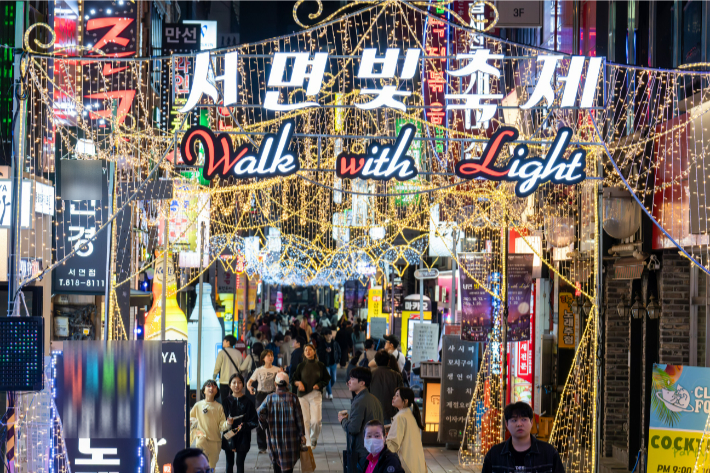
[{"left": 386, "top": 387, "right": 426, "bottom": 473}]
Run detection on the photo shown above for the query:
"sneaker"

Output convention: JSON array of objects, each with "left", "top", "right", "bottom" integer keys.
[
  {"left": 259, "top": 450, "right": 267, "bottom": 454},
  {"left": 312, "top": 441, "right": 317, "bottom": 449}
]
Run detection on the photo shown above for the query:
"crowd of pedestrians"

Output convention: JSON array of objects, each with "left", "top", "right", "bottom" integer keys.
[{"left": 177, "top": 303, "right": 566, "bottom": 473}]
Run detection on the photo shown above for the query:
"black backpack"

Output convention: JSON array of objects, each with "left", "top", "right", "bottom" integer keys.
[{"left": 395, "top": 352, "right": 410, "bottom": 387}]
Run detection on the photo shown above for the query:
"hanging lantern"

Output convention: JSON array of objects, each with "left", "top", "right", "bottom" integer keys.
[
  {"left": 617, "top": 295, "right": 630, "bottom": 318},
  {"left": 603, "top": 188, "right": 642, "bottom": 240},
  {"left": 630, "top": 294, "right": 645, "bottom": 319},
  {"left": 544, "top": 214, "right": 575, "bottom": 248},
  {"left": 646, "top": 295, "right": 661, "bottom": 320}
]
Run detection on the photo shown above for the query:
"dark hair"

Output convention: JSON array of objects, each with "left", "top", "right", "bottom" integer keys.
[
  {"left": 354, "top": 324, "right": 361, "bottom": 335},
  {"left": 256, "top": 332, "right": 263, "bottom": 340},
  {"left": 223, "top": 335, "right": 237, "bottom": 347},
  {"left": 503, "top": 402, "right": 534, "bottom": 422},
  {"left": 200, "top": 379, "right": 219, "bottom": 400},
  {"left": 396, "top": 387, "right": 424, "bottom": 430},
  {"left": 295, "top": 336, "right": 307, "bottom": 346},
  {"left": 273, "top": 333, "right": 284, "bottom": 342},
  {"left": 260, "top": 349, "right": 274, "bottom": 361},
  {"left": 173, "top": 448, "right": 208, "bottom": 473},
  {"left": 320, "top": 327, "right": 332, "bottom": 336},
  {"left": 365, "top": 419, "right": 385, "bottom": 436},
  {"left": 349, "top": 367, "right": 372, "bottom": 388},
  {"left": 229, "top": 373, "right": 245, "bottom": 387},
  {"left": 374, "top": 349, "right": 391, "bottom": 367},
  {"left": 364, "top": 339, "right": 375, "bottom": 349}
]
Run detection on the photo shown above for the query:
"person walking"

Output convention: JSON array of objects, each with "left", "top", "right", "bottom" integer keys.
[
  {"left": 369, "top": 350, "right": 403, "bottom": 424},
  {"left": 357, "top": 339, "right": 377, "bottom": 366},
  {"left": 351, "top": 324, "right": 366, "bottom": 353},
  {"left": 190, "top": 379, "right": 232, "bottom": 468},
  {"left": 214, "top": 335, "right": 252, "bottom": 401},
  {"left": 386, "top": 387, "right": 426, "bottom": 473},
  {"left": 291, "top": 343, "right": 331, "bottom": 448},
  {"left": 257, "top": 372, "right": 307, "bottom": 473},
  {"left": 288, "top": 335, "right": 306, "bottom": 376},
  {"left": 317, "top": 328, "right": 340, "bottom": 400},
  {"left": 300, "top": 316, "right": 312, "bottom": 342},
  {"left": 338, "top": 367, "right": 384, "bottom": 473},
  {"left": 247, "top": 349, "right": 282, "bottom": 453},
  {"left": 369, "top": 335, "right": 405, "bottom": 372},
  {"left": 482, "top": 402, "right": 565, "bottom": 473},
  {"left": 357, "top": 420, "right": 405, "bottom": 473},
  {"left": 222, "top": 374, "right": 258, "bottom": 473}
]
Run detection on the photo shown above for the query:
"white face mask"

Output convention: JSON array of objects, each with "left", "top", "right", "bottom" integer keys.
[{"left": 364, "top": 437, "right": 384, "bottom": 455}]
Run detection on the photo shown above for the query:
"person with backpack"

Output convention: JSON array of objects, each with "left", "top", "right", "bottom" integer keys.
[
  {"left": 369, "top": 335, "right": 408, "bottom": 385},
  {"left": 357, "top": 339, "right": 376, "bottom": 367},
  {"left": 214, "top": 335, "right": 253, "bottom": 402},
  {"left": 369, "top": 350, "right": 403, "bottom": 425}
]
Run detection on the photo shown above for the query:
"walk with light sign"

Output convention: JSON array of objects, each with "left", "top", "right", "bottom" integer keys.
[{"left": 177, "top": 48, "right": 598, "bottom": 193}]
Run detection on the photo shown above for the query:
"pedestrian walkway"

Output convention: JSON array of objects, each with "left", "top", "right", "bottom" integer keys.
[{"left": 213, "top": 366, "right": 471, "bottom": 473}]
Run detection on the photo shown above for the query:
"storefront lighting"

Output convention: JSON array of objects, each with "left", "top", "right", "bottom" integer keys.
[
  {"left": 603, "top": 188, "right": 642, "bottom": 240},
  {"left": 617, "top": 295, "right": 630, "bottom": 319},
  {"left": 646, "top": 295, "right": 661, "bottom": 320},
  {"left": 630, "top": 294, "right": 645, "bottom": 320}
]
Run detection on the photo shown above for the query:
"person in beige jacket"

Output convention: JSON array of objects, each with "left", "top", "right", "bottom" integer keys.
[
  {"left": 386, "top": 387, "right": 427, "bottom": 473},
  {"left": 190, "top": 379, "right": 232, "bottom": 467}
]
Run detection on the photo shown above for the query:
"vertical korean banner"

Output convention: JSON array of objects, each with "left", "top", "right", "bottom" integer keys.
[
  {"left": 459, "top": 253, "right": 493, "bottom": 341},
  {"left": 558, "top": 281, "right": 576, "bottom": 349},
  {"left": 439, "top": 335, "right": 476, "bottom": 443},
  {"left": 648, "top": 365, "right": 710, "bottom": 471},
  {"left": 424, "top": 1, "right": 448, "bottom": 160},
  {"left": 368, "top": 287, "right": 383, "bottom": 321},
  {"left": 507, "top": 254, "right": 533, "bottom": 341},
  {"left": 53, "top": 160, "right": 110, "bottom": 294}
]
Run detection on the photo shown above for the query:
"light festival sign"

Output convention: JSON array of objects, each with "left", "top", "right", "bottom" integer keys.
[
  {"left": 177, "top": 49, "right": 597, "bottom": 192},
  {"left": 178, "top": 48, "right": 602, "bottom": 116}
]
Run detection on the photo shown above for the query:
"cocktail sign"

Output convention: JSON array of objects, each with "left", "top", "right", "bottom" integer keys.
[
  {"left": 454, "top": 126, "right": 586, "bottom": 197},
  {"left": 180, "top": 120, "right": 299, "bottom": 179}
]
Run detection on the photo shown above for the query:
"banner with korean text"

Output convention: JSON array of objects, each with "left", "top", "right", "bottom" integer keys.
[
  {"left": 648, "top": 365, "right": 710, "bottom": 471},
  {"left": 507, "top": 254, "right": 533, "bottom": 342},
  {"left": 460, "top": 253, "right": 494, "bottom": 341}
]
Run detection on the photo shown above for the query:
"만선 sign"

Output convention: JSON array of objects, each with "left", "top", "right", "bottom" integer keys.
[{"left": 180, "top": 121, "right": 586, "bottom": 197}]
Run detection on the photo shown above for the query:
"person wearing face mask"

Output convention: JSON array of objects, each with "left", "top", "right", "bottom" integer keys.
[
  {"left": 339, "top": 367, "right": 384, "bottom": 473},
  {"left": 190, "top": 379, "right": 232, "bottom": 468},
  {"left": 357, "top": 420, "right": 405, "bottom": 473},
  {"left": 386, "top": 388, "right": 426, "bottom": 473},
  {"left": 291, "top": 343, "right": 331, "bottom": 448},
  {"left": 222, "top": 374, "right": 258, "bottom": 473}
]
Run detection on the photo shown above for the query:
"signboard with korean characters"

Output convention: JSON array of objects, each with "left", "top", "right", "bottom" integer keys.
[
  {"left": 162, "top": 23, "right": 201, "bottom": 53},
  {"left": 53, "top": 160, "right": 110, "bottom": 294},
  {"left": 439, "top": 335, "right": 476, "bottom": 443},
  {"left": 177, "top": 48, "right": 601, "bottom": 192}
]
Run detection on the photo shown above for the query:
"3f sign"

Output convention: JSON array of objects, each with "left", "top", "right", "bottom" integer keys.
[{"left": 513, "top": 8, "right": 524, "bottom": 16}]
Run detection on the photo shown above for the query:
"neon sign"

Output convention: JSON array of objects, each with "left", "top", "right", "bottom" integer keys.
[
  {"left": 336, "top": 123, "right": 419, "bottom": 181},
  {"left": 454, "top": 126, "right": 586, "bottom": 197},
  {"left": 180, "top": 120, "right": 299, "bottom": 179}
]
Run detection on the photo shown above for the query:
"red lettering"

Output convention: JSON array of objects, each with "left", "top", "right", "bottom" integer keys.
[
  {"left": 455, "top": 128, "right": 516, "bottom": 178},
  {"left": 86, "top": 17, "right": 134, "bottom": 54},
  {"left": 338, "top": 156, "right": 366, "bottom": 177}
]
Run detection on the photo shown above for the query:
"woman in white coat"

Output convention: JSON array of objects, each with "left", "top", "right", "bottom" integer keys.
[{"left": 386, "top": 387, "right": 427, "bottom": 473}]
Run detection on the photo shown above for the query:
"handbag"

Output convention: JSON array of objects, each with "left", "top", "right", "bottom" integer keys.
[{"left": 300, "top": 446, "right": 316, "bottom": 473}]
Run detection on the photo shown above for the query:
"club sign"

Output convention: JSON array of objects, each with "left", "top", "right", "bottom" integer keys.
[{"left": 179, "top": 122, "right": 586, "bottom": 195}]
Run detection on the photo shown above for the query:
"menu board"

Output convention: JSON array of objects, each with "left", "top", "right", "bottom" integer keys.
[{"left": 439, "top": 335, "right": 476, "bottom": 443}]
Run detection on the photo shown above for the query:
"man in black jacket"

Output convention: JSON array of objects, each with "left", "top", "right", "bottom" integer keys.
[
  {"left": 316, "top": 328, "right": 340, "bottom": 400},
  {"left": 482, "top": 402, "right": 565, "bottom": 473},
  {"left": 288, "top": 336, "right": 306, "bottom": 377},
  {"left": 356, "top": 420, "right": 404, "bottom": 473}
]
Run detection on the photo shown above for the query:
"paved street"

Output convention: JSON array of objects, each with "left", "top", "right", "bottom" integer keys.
[{"left": 213, "top": 367, "right": 470, "bottom": 473}]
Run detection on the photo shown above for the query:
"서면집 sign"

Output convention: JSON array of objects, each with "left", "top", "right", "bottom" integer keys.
[
  {"left": 439, "top": 335, "right": 476, "bottom": 443},
  {"left": 648, "top": 364, "right": 710, "bottom": 471},
  {"left": 53, "top": 161, "right": 110, "bottom": 294}
]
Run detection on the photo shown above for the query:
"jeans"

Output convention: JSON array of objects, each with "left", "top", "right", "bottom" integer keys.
[
  {"left": 326, "top": 364, "right": 337, "bottom": 396},
  {"left": 256, "top": 391, "right": 269, "bottom": 450},
  {"left": 298, "top": 390, "right": 323, "bottom": 446},
  {"left": 225, "top": 450, "right": 248, "bottom": 473}
]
